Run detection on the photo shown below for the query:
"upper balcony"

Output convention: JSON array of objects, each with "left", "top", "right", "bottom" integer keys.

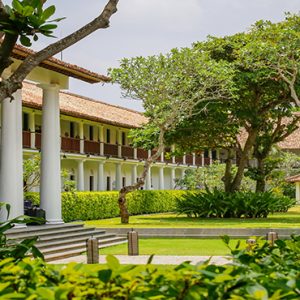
[{"left": 22, "top": 131, "right": 211, "bottom": 167}]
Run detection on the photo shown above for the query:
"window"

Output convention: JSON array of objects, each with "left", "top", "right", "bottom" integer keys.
[
  {"left": 204, "top": 150, "right": 209, "bottom": 158},
  {"left": 106, "top": 176, "right": 111, "bottom": 191},
  {"left": 89, "top": 176, "right": 94, "bottom": 191},
  {"left": 122, "top": 132, "right": 126, "bottom": 146},
  {"left": 70, "top": 174, "right": 75, "bottom": 181},
  {"left": 70, "top": 122, "right": 75, "bottom": 138},
  {"left": 212, "top": 150, "right": 217, "bottom": 160},
  {"left": 122, "top": 177, "right": 126, "bottom": 187},
  {"left": 89, "top": 126, "right": 94, "bottom": 141},
  {"left": 106, "top": 129, "right": 110, "bottom": 144},
  {"left": 23, "top": 113, "right": 29, "bottom": 131}
]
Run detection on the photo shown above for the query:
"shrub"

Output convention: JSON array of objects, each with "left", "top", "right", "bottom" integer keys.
[
  {"left": 2, "top": 236, "right": 300, "bottom": 299},
  {"left": 176, "top": 189, "right": 295, "bottom": 218},
  {"left": 24, "top": 191, "right": 192, "bottom": 222}
]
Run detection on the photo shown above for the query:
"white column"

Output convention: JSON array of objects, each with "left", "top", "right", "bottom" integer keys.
[
  {"left": 131, "top": 164, "right": 138, "bottom": 185},
  {"left": 192, "top": 153, "right": 196, "bottom": 166},
  {"left": 183, "top": 153, "right": 186, "bottom": 165},
  {"left": 0, "top": 90, "right": 24, "bottom": 221},
  {"left": 171, "top": 167, "right": 176, "bottom": 189},
  {"left": 99, "top": 126, "right": 104, "bottom": 156},
  {"left": 133, "top": 148, "right": 137, "bottom": 160},
  {"left": 171, "top": 145, "right": 176, "bottom": 164},
  {"left": 117, "top": 130, "right": 122, "bottom": 158},
  {"left": 115, "top": 163, "right": 122, "bottom": 190},
  {"left": 296, "top": 182, "right": 300, "bottom": 204},
  {"left": 181, "top": 168, "right": 185, "bottom": 179},
  {"left": 161, "top": 152, "right": 164, "bottom": 163},
  {"left": 39, "top": 84, "right": 63, "bottom": 224},
  {"left": 145, "top": 166, "right": 151, "bottom": 190},
  {"left": 77, "top": 160, "right": 85, "bottom": 191},
  {"left": 209, "top": 150, "right": 213, "bottom": 165},
  {"left": 159, "top": 166, "right": 165, "bottom": 190},
  {"left": 79, "top": 121, "right": 84, "bottom": 154},
  {"left": 29, "top": 112, "right": 35, "bottom": 149},
  {"left": 97, "top": 161, "right": 105, "bottom": 191}
]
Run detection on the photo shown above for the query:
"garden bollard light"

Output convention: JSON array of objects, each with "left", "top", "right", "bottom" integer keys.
[
  {"left": 266, "top": 231, "right": 278, "bottom": 246},
  {"left": 128, "top": 228, "right": 139, "bottom": 256},
  {"left": 246, "top": 238, "right": 256, "bottom": 251},
  {"left": 86, "top": 236, "right": 99, "bottom": 264}
]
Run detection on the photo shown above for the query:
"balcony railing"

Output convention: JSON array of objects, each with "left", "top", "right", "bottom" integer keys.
[
  {"left": 185, "top": 154, "right": 193, "bottom": 165},
  {"left": 61, "top": 136, "right": 80, "bottom": 153},
  {"left": 85, "top": 140, "right": 100, "bottom": 155},
  {"left": 22, "top": 131, "right": 31, "bottom": 148},
  {"left": 23, "top": 131, "right": 203, "bottom": 167},
  {"left": 122, "top": 145, "right": 134, "bottom": 159},
  {"left": 137, "top": 148, "right": 148, "bottom": 160},
  {"left": 104, "top": 143, "right": 118, "bottom": 157},
  {"left": 35, "top": 132, "right": 41, "bottom": 149}
]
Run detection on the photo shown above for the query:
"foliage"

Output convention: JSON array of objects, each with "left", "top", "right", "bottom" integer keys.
[
  {"left": 2, "top": 236, "right": 300, "bottom": 299},
  {"left": 25, "top": 190, "right": 192, "bottom": 222},
  {"left": 1, "top": 0, "right": 64, "bottom": 46},
  {"left": 176, "top": 189, "right": 295, "bottom": 218},
  {"left": 0, "top": 202, "right": 44, "bottom": 261},
  {"left": 176, "top": 162, "right": 255, "bottom": 192}
]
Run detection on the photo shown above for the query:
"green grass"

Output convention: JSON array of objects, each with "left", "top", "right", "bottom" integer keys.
[
  {"left": 100, "top": 238, "right": 247, "bottom": 256},
  {"left": 84, "top": 206, "right": 300, "bottom": 228}
]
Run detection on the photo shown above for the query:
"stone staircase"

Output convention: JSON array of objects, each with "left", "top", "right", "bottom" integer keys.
[{"left": 6, "top": 223, "right": 127, "bottom": 262}]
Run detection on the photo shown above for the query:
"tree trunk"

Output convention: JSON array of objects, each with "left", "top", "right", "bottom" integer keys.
[
  {"left": 255, "top": 157, "right": 266, "bottom": 193},
  {"left": 230, "top": 129, "right": 257, "bottom": 192},
  {"left": 223, "top": 148, "right": 234, "bottom": 193},
  {"left": 118, "top": 189, "right": 129, "bottom": 224}
]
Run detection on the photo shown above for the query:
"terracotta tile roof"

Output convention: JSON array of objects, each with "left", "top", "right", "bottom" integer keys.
[
  {"left": 22, "top": 81, "right": 148, "bottom": 129},
  {"left": 12, "top": 44, "right": 110, "bottom": 84},
  {"left": 238, "top": 113, "right": 300, "bottom": 150},
  {"left": 286, "top": 174, "right": 300, "bottom": 183}
]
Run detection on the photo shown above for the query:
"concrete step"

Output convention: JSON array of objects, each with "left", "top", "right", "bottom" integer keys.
[
  {"left": 36, "top": 233, "right": 119, "bottom": 249},
  {"left": 7, "top": 223, "right": 84, "bottom": 237},
  {"left": 8, "top": 227, "right": 103, "bottom": 241},
  {"left": 45, "top": 239, "right": 128, "bottom": 262}
]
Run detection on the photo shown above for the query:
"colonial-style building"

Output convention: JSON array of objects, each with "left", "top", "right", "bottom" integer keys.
[{"left": 21, "top": 81, "right": 219, "bottom": 193}]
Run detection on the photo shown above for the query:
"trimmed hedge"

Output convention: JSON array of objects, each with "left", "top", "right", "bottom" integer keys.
[
  {"left": 25, "top": 190, "right": 193, "bottom": 222},
  {"left": 2, "top": 236, "right": 300, "bottom": 299},
  {"left": 176, "top": 189, "right": 296, "bottom": 218}
]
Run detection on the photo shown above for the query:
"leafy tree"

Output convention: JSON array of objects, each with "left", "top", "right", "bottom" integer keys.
[
  {"left": 0, "top": 0, "right": 119, "bottom": 101},
  {"left": 110, "top": 48, "right": 235, "bottom": 223},
  {"left": 168, "top": 15, "right": 300, "bottom": 192}
]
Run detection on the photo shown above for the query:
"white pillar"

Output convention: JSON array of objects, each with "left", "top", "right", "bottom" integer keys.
[
  {"left": 79, "top": 122, "right": 84, "bottom": 154},
  {"left": 131, "top": 164, "right": 138, "bottom": 185},
  {"left": 97, "top": 161, "right": 105, "bottom": 191},
  {"left": 145, "top": 166, "right": 151, "bottom": 190},
  {"left": 201, "top": 153, "right": 205, "bottom": 166},
  {"left": 171, "top": 167, "right": 176, "bottom": 189},
  {"left": 0, "top": 90, "right": 24, "bottom": 221},
  {"left": 133, "top": 148, "right": 137, "bottom": 160},
  {"left": 181, "top": 168, "right": 185, "bottom": 179},
  {"left": 192, "top": 153, "right": 196, "bottom": 166},
  {"left": 183, "top": 153, "right": 186, "bottom": 165},
  {"left": 39, "top": 84, "right": 63, "bottom": 224},
  {"left": 115, "top": 163, "right": 122, "bottom": 190},
  {"left": 159, "top": 166, "right": 165, "bottom": 190},
  {"left": 171, "top": 145, "right": 176, "bottom": 164},
  {"left": 77, "top": 160, "right": 85, "bottom": 191},
  {"left": 29, "top": 111, "right": 35, "bottom": 149},
  {"left": 117, "top": 130, "right": 122, "bottom": 158},
  {"left": 296, "top": 182, "right": 300, "bottom": 204},
  {"left": 209, "top": 150, "right": 213, "bottom": 165},
  {"left": 99, "top": 126, "right": 104, "bottom": 156}
]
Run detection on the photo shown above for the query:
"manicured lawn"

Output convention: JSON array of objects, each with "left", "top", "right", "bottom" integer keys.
[
  {"left": 100, "top": 238, "right": 245, "bottom": 256},
  {"left": 84, "top": 206, "right": 300, "bottom": 228}
]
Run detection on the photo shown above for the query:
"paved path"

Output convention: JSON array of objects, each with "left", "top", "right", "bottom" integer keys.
[{"left": 50, "top": 255, "right": 231, "bottom": 265}]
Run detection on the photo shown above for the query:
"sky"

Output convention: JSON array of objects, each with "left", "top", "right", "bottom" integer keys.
[{"left": 13, "top": 0, "right": 300, "bottom": 111}]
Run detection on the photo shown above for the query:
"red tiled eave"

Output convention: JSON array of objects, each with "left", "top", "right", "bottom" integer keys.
[
  {"left": 22, "top": 82, "right": 147, "bottom": 129},
  {"left": 12, "top": 44, "right": 110, "bottom": 84}
]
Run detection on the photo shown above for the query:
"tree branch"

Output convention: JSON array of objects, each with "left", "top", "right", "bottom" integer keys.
[{"left": 0, "top": 0, "right": 119, "bottom": 101}]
